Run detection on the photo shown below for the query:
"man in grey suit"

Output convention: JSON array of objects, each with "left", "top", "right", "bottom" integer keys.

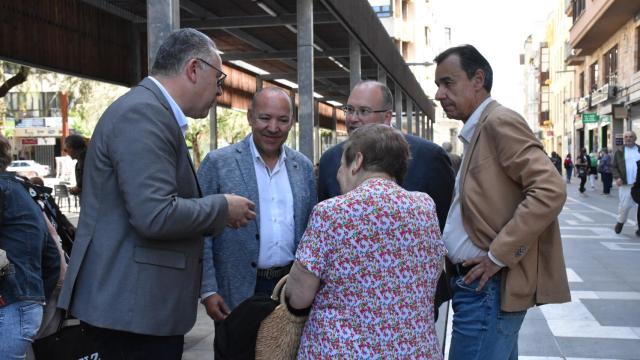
[
  {"left": 197, "top": 87, "right": 316, "bottom": 321},
  {"left": 58, "top": 29, "right": 256, "bottom": 359}
]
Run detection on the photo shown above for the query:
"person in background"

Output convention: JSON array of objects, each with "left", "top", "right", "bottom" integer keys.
[
  {"left": 63, "top": 134, "right": 87, "bottom": 197},
  {"left": 550, "top": 151, "right": 562, "bottom": 175},
  {"left": 433, "top": 44, "right": 570, "bottom": 359},
  {"left": 197, "top": 87, "right": 316, "bottom": 321},
  {"left": 0, "top": 135, "right": 60, "bottom": 359},
  {"left": 598, "top": 148, "right": 613, "bottom": 196},
  {"left": 611, "top": 131, "right": 640, "bottom": 236},
  {"left": 564, "top": 153, "right": 574, "bottom": 183},
  {"left": 442, "top": 141, "right": 462, "bottom": 174},
  {"left": 286, "top": 124, "right": 446, "bottom": 359},
  {"left": 588, "top": 151, "right": 598, "bottom": 190},
  {"left": 576, "top": 148, "right": 589, "bottom": 196}
]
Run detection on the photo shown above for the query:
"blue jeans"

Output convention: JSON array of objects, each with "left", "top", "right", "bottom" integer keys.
[
  {"left": 0, "top": 301, "right": 43, "bottom": 359},
  {"left": 448, "top": 274, "right": 526, "bottom": 360}
]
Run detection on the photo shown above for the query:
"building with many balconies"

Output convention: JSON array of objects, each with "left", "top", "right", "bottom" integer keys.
[{"left": 566, "top": 0, "right": 640, "bottom": 153}]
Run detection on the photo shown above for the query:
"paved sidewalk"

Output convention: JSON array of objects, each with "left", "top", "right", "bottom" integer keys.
[
  {"left": 513, "top": 180, "right": 640, "bottom": 360},
  {"left": 59, "top": 178, "right": 640, "bottom": 359}
]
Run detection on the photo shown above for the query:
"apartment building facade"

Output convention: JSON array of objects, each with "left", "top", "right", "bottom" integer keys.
[
  {"left": 566, "top": 0, "right": 640, "bottom": 155},
  {"left": 370, "top": 0, "right": 462, "bottom": 153}
]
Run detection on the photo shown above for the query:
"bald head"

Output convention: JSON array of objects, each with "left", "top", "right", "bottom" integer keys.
[
  {"left": 623, "top": 131, "right": 637, "bottom": 148},
  {"left": 345, "top": 80, "right": 394, "bottom": 134}
]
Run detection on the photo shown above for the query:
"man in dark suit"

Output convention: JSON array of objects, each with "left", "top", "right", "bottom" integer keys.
[
  {"left": 317, "top": 81, "right": 454, "bottom": 323},
  {"left": 197, "top": 87, "right": 316, "bottom": 321},
  {"left": 58, "top": 29, "right": 256, "bottom": 359},
  {"left": 318, "top": 80, "right": 454, "bottom": 231}
]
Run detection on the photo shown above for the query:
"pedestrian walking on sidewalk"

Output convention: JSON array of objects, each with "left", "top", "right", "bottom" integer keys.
[
  {"left": 550, "top": 151, "right": 562, "bottom": 175},
  {"left": 612, "top": 131, "right": 640, "bottom": 235},
  {"left": 564, "top": 153, "right": 574, "bottom": 183},
  {"left": 598, "top": 148, "right": 613, "bottom": 195},
  {"left": 588, "top": 151, "right": 598, "bottom": 190},
  {"left": 576, "top": 148, "right": 589, "bottom": 195}
]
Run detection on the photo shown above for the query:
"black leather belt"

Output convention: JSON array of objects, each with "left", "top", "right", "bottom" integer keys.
[
  {"left": 451, "top": 263, "right": 473, "bottom": 277},
  {"left": 257, "top": 262, "right": 292, "bottom": 280}
]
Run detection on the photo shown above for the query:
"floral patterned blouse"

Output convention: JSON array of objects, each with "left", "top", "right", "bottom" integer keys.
[{"left": 296, "top": 178, "right": 446, "bottom": 359}]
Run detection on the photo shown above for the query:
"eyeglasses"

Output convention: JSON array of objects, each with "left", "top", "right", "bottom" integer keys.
[
  {"left": 341, "top": 105, "right": 390, "bottom": 117},
  {"left": 196, "top": 58, "right": 227, "bottom": 88}
]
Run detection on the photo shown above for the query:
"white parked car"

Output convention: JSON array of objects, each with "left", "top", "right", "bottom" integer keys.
[{"left": 6, "top": 160, "right": 50, "bottom": 177}]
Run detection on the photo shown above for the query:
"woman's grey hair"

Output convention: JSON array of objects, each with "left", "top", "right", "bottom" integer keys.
[
  {"left": 0, "top": 135, "right": 12, "bottom": 172},
  {"left": 150, "top": 28, "right": 218, "bottom": 77},
  {"left": 343, "top": 124, "right": 410, "bottom": 184}
]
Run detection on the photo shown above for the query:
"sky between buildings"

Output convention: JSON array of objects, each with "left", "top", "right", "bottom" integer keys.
[{"left": 436, "top": 0, "right": 555, "bottom": 115}]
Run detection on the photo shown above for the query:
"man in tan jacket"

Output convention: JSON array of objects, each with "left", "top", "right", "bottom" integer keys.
[{"left": 434, "top": 45, "right": 570, "bottom": 359}]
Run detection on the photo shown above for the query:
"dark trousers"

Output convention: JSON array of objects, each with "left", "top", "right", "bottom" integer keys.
[
  {"left": 601, "top": 172, "right": 613, "bottom": 194},
  {"left": 81, "top": 322, "right": 184, "bottom": 360},
  {"left": 254, "top": 274, "right": 286, "bottom": 296},
  {"left": 579, "top": 174, "right": 587, "bottom": 193}
]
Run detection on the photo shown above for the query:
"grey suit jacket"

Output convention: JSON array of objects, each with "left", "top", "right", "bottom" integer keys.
[
  {"left": 197, "top": 136, "right": 316, "bottom": 309},
  {"left": 58, "top": 78, "right": 229, "bottom": 336}
]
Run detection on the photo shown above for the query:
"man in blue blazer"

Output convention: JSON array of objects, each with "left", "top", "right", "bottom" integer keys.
[
  {"left": 318, "top": 80, "right": 454, "bottom": 231},
  {"left": 198, "top": 87, "right": 316, "bottom": 321}
]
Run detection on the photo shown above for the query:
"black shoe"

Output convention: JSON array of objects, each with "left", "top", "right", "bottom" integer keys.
[
  {"left": 614, "top": 222, "right": 624, "bottom": 234},
  {"left": 635, "top": 229, "right": 640, "bottom": 237}
]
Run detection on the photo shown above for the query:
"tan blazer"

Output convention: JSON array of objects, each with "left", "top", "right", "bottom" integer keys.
[{"left": 459, "top": 100, "right": 571, "bottom": 312}]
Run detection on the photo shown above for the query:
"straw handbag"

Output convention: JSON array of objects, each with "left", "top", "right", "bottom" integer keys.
[{"left": 255, "top": 275, "right": 308, "bottom": 360}]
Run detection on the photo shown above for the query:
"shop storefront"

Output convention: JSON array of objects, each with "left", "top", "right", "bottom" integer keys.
[{"left": 12, "top": 117, "right": 62, "bottom": 172}]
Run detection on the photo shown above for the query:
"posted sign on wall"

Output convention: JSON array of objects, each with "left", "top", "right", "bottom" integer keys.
[{"left": 582, "top": 113, "right": 599, "bottom": 123}]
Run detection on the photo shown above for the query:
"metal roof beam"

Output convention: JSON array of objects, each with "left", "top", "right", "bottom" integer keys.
[
  {"left": 221, "top": 48, "right": 349, "bottom": 61},
  {"left": 182, "top": 12, "right": 336, "bottom": 30},
  {"left": 259, "top": 69, "right": 376, "bottom": 80}
]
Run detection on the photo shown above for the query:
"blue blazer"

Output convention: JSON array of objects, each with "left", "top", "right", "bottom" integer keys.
[
  {"left": 197, "top": 136, "right": 317, "bottom": 309},
  {"left": 318, "top": 134, "right": 454, "bottom": 231}
]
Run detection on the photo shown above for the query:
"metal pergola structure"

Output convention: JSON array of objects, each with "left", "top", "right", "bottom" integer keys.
[{"left": 0, "top": 0, "right": 437, "bottom": 161}]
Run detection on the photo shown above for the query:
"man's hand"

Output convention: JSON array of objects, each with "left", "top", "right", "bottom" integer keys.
[
  {"left": 203, "top": 294, "right": 231, "bottom": 321},
  {"left": 69, "top": 186, "right": 80, "bottom": 195},
  {"left": 462, "top": 255, "right": 502, "bottom": 291},
  {"left": 224, "top": 194, "right": 256, "bottom": 229},
  {"left": 616, "top": 178, "right": 623, "bottom": 187}
]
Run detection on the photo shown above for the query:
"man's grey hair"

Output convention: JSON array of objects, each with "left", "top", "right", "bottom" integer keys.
[
  {"left": 354, "top": 80, "right": 394, "bottom": 110},
  {"left": 251, "top": 87, "right": 294, "bottom": 119},
  {"left": 150, "top": 28, "right": 218, "bottom": 77}
]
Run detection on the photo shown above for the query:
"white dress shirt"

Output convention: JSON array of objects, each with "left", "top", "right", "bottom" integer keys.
[
  {"left": 149, "top": 76, "right": 189, "bottom": 137},
  {"left": 441, "top": 97, "right": 504, "bottom": 266},
  {"left": 249, "top": 135, "right": 295, "bottom": 269},
  {"left": 624, "top": 146, "right": 640, "bottom": 185}
]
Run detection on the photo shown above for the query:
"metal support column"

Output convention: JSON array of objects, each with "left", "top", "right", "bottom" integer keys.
[
  {"left": 415, "top": 109, "right": 421, "bottom": 138},
  {"left": 290, "top": 90, "right": 298, "bottom": 150},
  {"left": 314, "top": 100, "right": 321, "bottom": 164},
  {"left": 394, "top": 85, "right": 403, "bottom": 131},
  {"left": 297, "top": 0, "right": 314, "bottom": 161},
  {"left": 378, "top": 65, "right": 387, "bottom": 85},
  {"left": 147, "top": 0, "right": 179, "bottom": 70},
  {"left": 350, "top": 36, "right": 361, "bottom": 91},
  {"left": 331, "top": 106, "right": 337, "bottom": 145},
  {"left": 406, "top": 100, "right": 413, "bottom": 135},
  {"left": 209, "top": 106, "right": 217, "bottom": 150}
]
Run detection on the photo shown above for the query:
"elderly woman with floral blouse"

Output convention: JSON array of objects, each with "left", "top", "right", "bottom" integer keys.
[{"left": 285, "top": 124, "right": 446, "bottom": 359}]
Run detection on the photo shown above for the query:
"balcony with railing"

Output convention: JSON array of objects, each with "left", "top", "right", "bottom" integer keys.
[{"left": 569, "top": 0, "right": 640, "bottom": 55}]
